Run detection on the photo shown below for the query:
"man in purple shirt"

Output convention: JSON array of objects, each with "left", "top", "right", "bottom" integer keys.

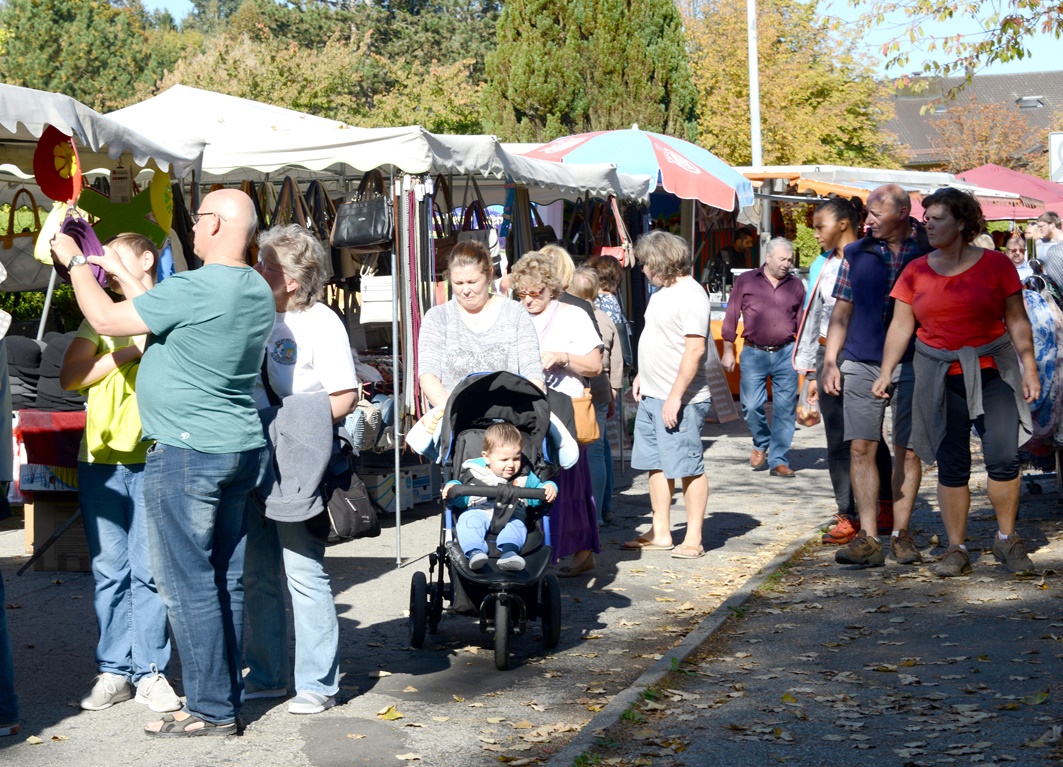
[{"left": 722, "top": 237, "right": 805, "bottom": 477}]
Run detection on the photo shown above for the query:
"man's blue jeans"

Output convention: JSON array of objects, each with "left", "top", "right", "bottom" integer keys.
[
  {"left": 586, "top": 402, "right": 613, "bottom": 523},
  {"left": 244, "top": 500, "right": 339, "bottom": 698},
  {"left": 143, "top": 442, "right": 267, "bottom": 724},
  {"left": 0, "top": 564, "right": 17, "bottom": 726},
  {"left": 739, "top": 343, "right": 799, "bottom": 470},
  {"left": 78, "top": 462, "right": 170, "bottom": 684}
]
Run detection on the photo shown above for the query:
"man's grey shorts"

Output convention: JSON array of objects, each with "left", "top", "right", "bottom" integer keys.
[
  {"left": 631, "top": 397, "right": 711, "bottom": 479},
  {"left": 841, "top": 360, "right": 914, "bottom": 448}
]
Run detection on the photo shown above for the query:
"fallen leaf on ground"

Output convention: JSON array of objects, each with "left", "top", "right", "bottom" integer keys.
[
  {"left": 403, "top": 686, "right": 418, "bottom": 692},
  {"left": 377, "top": 705, "right": 404, "bottom": 721},
  {"left": 27, "top": 736, "right": 43, "bottom": 745},
  {"left": 370, "top": 670, "right": 392, "bottom": 678},
  {"left": 395, "top": 754, "right": 421, "bottom": 761},
  {"left": 347, "top": 734, "right": 367, "bottom": 740},
  {"left": 432, "top": 716, "right": 449, "bottom": 722}
]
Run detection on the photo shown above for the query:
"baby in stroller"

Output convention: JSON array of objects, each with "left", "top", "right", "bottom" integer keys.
[{"left": 444, "top": 423, "right": 558, "bottom": 572}]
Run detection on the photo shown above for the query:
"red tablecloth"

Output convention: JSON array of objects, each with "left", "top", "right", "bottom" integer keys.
[{"left": 18, "top": 410, "right": 87, "bottom": 469}]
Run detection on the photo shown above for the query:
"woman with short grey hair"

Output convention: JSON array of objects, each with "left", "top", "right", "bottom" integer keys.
[{"left": 243, "top": 224, "right": 359, "bottom": 715}]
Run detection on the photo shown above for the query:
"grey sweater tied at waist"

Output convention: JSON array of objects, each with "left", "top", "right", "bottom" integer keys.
[{"left": 911, "top": 333, "right": 1032, "bottom": 465}]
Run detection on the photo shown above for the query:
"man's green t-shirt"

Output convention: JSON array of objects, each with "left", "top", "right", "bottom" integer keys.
[{"left": 132, "top": 264, "right": 275, "bottom": 454}]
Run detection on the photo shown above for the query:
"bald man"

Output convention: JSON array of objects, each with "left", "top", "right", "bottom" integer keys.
[
  {"left": 820, "top": 184, "right": 932, "bottom": 568},
  {"left": 53, "top": 189, "right": 275, "bottom": 736}
]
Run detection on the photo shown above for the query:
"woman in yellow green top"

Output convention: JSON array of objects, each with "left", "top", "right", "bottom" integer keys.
[{"left": 59, "top": 233, "right": 180, "bottom": 715}]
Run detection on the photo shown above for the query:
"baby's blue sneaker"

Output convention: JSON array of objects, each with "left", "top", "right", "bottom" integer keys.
[
  {"left": 467, "top": 550, "right": 488, "bottom": 570},
  {"left": 497, "top": 552, "right": 526, "bottom": 572}
]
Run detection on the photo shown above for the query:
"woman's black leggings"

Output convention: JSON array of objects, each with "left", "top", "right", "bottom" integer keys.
[{"left": 936, "top": 368, "right": 1020, "bottom": 488}]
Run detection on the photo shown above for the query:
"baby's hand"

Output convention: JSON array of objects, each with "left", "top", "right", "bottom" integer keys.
[
  {"left": 544, "top": 484, "right": 557, "bottom": 503},
  {"left": 514, "top": 476, "right": 528, "bottom": 488},
  {"left": 441, "top": 484, "right": 452, "bottom": 500}
]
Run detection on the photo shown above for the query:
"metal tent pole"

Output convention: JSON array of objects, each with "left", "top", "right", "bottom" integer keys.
[
  {"left": 36, "top": 269, "right": 58, "bottom": 341},
  {"left": 391, "top": 165, "right": 403, "bottom": 566}
]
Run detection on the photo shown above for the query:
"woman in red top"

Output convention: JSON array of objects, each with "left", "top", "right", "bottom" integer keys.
[{"left": 872, "top": 188, "right": 1039, "bottom": 578}]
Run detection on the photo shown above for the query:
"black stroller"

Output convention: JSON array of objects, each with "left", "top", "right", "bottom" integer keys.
[{"left": 408, "top": 372, "right": 562, "bottom": 670}]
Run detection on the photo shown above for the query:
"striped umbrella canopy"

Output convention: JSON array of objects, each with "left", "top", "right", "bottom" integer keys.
[{"left": 521, "top": 125, "right": 754, "bottom": 211}]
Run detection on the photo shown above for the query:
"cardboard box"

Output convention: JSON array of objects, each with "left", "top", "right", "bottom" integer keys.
[
  {"left": 360, "top": 469, "right": 413, "bottom": 514},
  {"left": 20, "top": 463, "right": 79, "bottom": 492},
  {"left": 401, "top": 464, "right": 436, "bottom": 505},
  {"left": 27, "top": 491, "right": 91, "bottom": 572}
]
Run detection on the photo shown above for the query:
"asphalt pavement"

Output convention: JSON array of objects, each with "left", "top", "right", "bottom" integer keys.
[{"left": 2, "top": 409, "right": 1056, "bottom": 767}]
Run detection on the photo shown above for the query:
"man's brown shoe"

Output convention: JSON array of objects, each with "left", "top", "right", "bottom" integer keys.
[
  {"left": 992, "top": 534, "right": 1034, "bottom": 574},
  {"left": 835, "top": 530, "right": 885, "bottom": 566},
  {"left": 769, "top": 465, "right": 796, "bottom": 478},
  {"left": 934, "top": 546, "right": 972, "bottom": 577},
  {"left": 889, "top": 529, "right": 922, "bottom": 565},
  {"left": 750, "top": 448, "right": 767, "bottom": 469}
]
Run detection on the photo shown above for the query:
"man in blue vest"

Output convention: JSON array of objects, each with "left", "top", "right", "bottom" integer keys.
[{"left": 821, "top": 184, "right": 932, "bottom": 567}]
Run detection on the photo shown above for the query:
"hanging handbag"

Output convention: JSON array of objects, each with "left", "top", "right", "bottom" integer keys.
[
  {"left": 303, "top": 180, "right": 341, "bottom": 282},
  {"left": 271, "top": 176, "right": 317, "bottom": 234},
  {"left": 570, "top": 387, "right": 601, "bottom": 446},
  {"left": 2, "top": 189, "right": 42, "bottom": 252},
  {"left": 331, "top": 170, "right": 393, "bottom": 251},
  {"left": 564, "top": 195, "right": 594, "bottom": 257},
  {"left": 456, "top": 176, "right": 504, "bottom": 276},
  {"left": 432, "top": 174, "right": 457, "bottom": 275},
  {"left": 531, "top": 203, "right": 558, "bottom": 250},
  {"left": 359, "top": 262, "right": 394, "bottom": 325},
  {"left": 593, "top": 196, "right": 634, "bottom": 267}
]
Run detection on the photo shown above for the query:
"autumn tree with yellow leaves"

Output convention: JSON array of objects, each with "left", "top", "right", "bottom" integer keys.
[{"left": 682, "top": 0, "right": 906, "bottom": 167}]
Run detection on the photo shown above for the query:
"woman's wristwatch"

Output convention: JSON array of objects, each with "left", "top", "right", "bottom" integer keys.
[{"left": 68, "top": 254, "right": 89, "bottom": 269}]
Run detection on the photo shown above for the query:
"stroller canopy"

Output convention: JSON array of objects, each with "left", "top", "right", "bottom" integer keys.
[{"left": 439, "top": 372, "right": 552, "bottom": 469}]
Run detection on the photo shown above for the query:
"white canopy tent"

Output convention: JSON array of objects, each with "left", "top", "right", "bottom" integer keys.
[
  {"left": 107, "top": 85, "right": 652, "bottom": 203},
  {"left": 0, "top": 84, "right": 204, "bottom": 179},
  {"left": 0, "top": 85, "right": 205, "bottom": 305}
]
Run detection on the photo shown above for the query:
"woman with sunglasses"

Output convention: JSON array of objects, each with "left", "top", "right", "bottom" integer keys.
[{"left": 509, "top": 250, "right": 603, "bottom": 577}]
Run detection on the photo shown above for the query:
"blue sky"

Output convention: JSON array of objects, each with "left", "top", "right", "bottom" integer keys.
[{"left": 146, "top": 0, "right": 1060, "bottom": 77}]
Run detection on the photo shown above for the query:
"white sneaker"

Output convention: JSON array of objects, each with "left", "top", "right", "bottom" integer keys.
[
  {"left": 288, "top": 691, "right": 335, "bottom": 715},
  {"left": 467, "top": 550, "right": 488, "bottom": 570},
  {"left": 497, "top": 552, "right": 526, "bottom": 571},
  {"left": 135, "top": 669, "right": 182, "bottom": 713},
  {"left": 80, "top": 673, "right": 133, "bottom": 711}
]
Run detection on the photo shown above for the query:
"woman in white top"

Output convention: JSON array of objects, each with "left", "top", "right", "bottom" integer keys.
[
  {"left": 243, "top": 225, "right": 358, "bottom": 715},
  {"left": 510, "top": 249, "right": 603, "bottom": 577}
]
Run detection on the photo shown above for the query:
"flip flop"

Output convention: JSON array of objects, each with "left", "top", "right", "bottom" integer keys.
[
  {"left": 621, "top": 536, "right": 674, "bottom": 552},
  {"left": 144, "top": 713, "right": 240, "bottom": 737},
  {"left": 670, "top": 545, "right": 705, "bottom": 559}
]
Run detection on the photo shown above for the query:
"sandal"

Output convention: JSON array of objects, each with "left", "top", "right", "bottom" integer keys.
[
  {"left": 144, "top": 712, "right": 240, "bottom": 737},
  {"left": 620, "top": 536, "right": 673, "bottom": 552},
  {"left": 670, "top": 544, "right": 705, "bottom": 559}
]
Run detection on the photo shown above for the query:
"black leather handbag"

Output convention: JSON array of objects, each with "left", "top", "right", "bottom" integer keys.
[{"left": 331, "top": 170, "right": 393, "bottom": 250}]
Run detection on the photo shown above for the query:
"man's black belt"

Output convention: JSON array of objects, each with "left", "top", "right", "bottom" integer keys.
[{"left": 745, "top": 341, "right": 791, "bottom": 353}]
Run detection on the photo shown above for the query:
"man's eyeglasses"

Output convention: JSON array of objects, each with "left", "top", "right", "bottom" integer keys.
[
  {"left": 191, "top": 211, "right": 228, "bottom": 225},
  {"left": 516, "top": 288, "right": 547, "bottom": 299}
]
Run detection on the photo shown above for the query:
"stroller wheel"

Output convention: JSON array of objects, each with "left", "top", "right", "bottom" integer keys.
[
  {"left": 494, "top": 597, "right": 511, "bottom": 671},
  {"left": 540, "top": 574, "right": 562, "bottom": 648},
  {"left": 409, "top": 571, "right": 428, "bottom": 648}
]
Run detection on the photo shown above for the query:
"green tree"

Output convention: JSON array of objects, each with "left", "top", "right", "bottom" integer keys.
[
  {"left": 684, "top": 0, "right": 904, "bottom": 167},
  {"left": 0, "top": 0, "right": 161, "bottom": 110},
  {"left": 483, "top": 0, "right": 697, "bottom": 141}
]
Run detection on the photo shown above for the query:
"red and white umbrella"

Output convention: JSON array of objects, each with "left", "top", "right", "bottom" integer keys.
[{"left": 521, "top": 125, "right": 754, "bottom": 211}]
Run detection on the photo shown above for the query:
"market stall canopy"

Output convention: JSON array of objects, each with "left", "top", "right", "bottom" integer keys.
[
  {"left": 108, "top": 86, "right": 652, "bottom": 202},
  {"left": 740, "top": 165, "right": 1045, "bottom": 221},
  {"left": 521, "top": 126, "right": 755, "bottom": 210},
  {"left": 956, "top": 164, "right": 1063, "bottom": 217},
  {"left": 0, "top": 84, "right": 204, "bottom": 178}
]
